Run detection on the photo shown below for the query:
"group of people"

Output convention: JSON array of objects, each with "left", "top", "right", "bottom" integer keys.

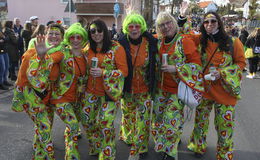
[
  {"left": 11, "top": 4, "right": 245, "bottom": 160},
  {"left": 0, "top": 16, "right": 40, "bottom": 90}
]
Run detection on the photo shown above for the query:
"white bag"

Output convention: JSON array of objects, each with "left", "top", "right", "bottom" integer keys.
[{"left": 177, "top": 80, "right": 202, "bottom": 109}]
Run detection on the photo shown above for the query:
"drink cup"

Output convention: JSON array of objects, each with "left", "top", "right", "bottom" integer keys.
[
  {"left": 162, "top": 53, "right": 168, "bottom": 65},
  {"left": 204, "top": 73, "right": 216, "bottom": 81},
  {"left": 91, "top": 57, "right": 98, "bottom": 68}
]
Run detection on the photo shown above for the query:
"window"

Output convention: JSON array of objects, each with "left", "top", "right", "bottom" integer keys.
[
  {"left": 0, "top": 2, "right": 7, "bottom": 7},
  {"left": 63, "top": 17, "right": 71, "bottom": 26},
  {"left": 60, "top": 0, "right": 69, "bottom": 3}
]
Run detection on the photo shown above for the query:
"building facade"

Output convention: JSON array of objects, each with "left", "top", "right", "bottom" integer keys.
[
  {"left": 7, "top": 0, "right": 77, "bottom": 26},
  {"left": 75, "top": 0, "right": 125, "bottom": 29}
]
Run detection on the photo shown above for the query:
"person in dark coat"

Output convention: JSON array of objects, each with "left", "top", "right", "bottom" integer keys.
[
  {"left": 21, "top": 22, "right": 32, "bottom": 51},
  {"left": 239, "top": 26, "right": 249, "bottom": 45},
  {"left": 0, "top": 29, "right": 12, "bottom": 90},
  {"left": 245, "top": 28, "right": 260, "bottom": 78},
  {"left": 13, "top": 18, "right": 24, "bottom": 57},
  {"left": 3, "top": 21, "right": 19, "bottom": 81},
  {"left": 118, "top": 13, "right": 157, "bottom": 160}
]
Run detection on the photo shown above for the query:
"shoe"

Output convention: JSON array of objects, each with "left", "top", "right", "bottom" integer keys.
[
  {"left": 194, "top": 152, "right": 204, "bottom": 158},
  {"left": 139, "top": 152, "right": 148, "bottom": 159},
  {"left": 246, "top": 74, "right": 254, "bottom": 79},
  {"left": 162, "top": 153, "right": 175, "bottom": 160},
  {"left": 128, "top": 154, "right": 139, "bottom": 160},
  {"left": 3, "top": 81, "right": 12, "bottom": 86},
  {"left": 253, "top": 74, "right": 260, "bottom": 79},
  {"left": 77, "top": 134, "right": 82, "bottom": 139},
  {"left": 11, "top": 75, "right": 17, "bottom": 81},
  {"left": 0, "top": 84, "right": 9, "bottom": 90}
]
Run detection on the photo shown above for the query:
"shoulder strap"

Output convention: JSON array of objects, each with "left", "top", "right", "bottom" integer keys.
[
  {"left": 202, "top": 46, "right": 219, "bottom": 73},
  {"left": 229, "top": 37, "right": 235, "bottom": 57}
]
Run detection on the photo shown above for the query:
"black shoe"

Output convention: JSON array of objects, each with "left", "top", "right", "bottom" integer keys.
[
  {"left": 178, "top": 139, "right": 182, "bottom": 145},
  {"left": 77, "top": 134, "right": 82, "bottom": 139},
  {"left": 11, "top": 75, "right": 17, "bottom": 81},
  {"left": 3, "top": 81, "right": 12, "bottom": 86},
  {"left": 194, "top": 152, "right": 204, "bottom": 158},
  {"left": 139, "top": 152, "right": 148, "bottom": 159},
  {"left": 162, "top": 153, "right": 175, "bottom": 160},
  {"left": 0, "top": 84, "right": 9, "bottom": 90}
]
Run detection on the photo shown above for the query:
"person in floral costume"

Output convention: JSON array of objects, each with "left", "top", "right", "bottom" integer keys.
[
  {"left": 151, "top": 12, "right": 204, "bottom": 160},
  {"left": 186, "top": 12, "right": 246, "bottom": 160},
  {"left": 12, "top": 24, "right": 65, "bottom": 160},
  {"left": 80, "top": 18, "right": 128, "bottom": 160},
  {"left": 118, "top": 13, "right": 157, "bottom": 160},
  {"left": 32, "top": 23, "right": 88, "bottom": 160}
]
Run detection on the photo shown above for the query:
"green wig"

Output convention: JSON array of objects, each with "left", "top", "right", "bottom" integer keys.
[
  {"left": 63, "top": 23, "right": 88, "bottom": 46},
  {"left": 122, "top": 13, "right": 147, "bottom": 34}
]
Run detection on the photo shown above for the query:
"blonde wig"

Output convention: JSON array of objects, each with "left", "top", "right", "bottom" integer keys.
[{"left": 155, "top": 12, "right": 179, "bottom": 38}]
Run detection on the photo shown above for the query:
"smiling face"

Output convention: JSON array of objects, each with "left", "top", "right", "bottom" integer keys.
[
  {"left": 158, "top": 20, "right": 176, "bottom": 38},
  {"left": 69, "top": 34, "right": 83, "bottom": 50},
  {"left": 203, "top": 14, "right": 219, "bottom": 34},
  {"left": 128, "top": 23, "right": 141, "bottom": 40},
  {"left": 90, "top": 24, "right": 104, "bottom": 45},
  {"left": 46, "top": 28, "right": 62, "bottom": 46}
]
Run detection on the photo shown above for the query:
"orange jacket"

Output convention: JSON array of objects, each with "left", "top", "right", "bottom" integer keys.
[{"left": 191, "top": 34, "right": 246, "bottom": 105}]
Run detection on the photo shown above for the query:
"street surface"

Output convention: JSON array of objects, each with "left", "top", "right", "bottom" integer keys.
[{"left": 1, "top": 73, "right": 260, "bottom": 160}]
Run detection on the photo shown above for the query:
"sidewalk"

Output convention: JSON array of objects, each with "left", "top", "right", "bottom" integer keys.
[{"left": 0, "top": 81, "right": 15, "bottom": 98}]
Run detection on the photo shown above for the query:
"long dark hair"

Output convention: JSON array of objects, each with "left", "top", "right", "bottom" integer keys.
[
  {"left": 88, "top": 18, "right": 112, "bottom": 53},
  {"left": 200, "top": 12, "right": 230, "bottom": 54},
  {"left": 24, "top": 22, "right": 32, "bottom": 32},
  {"left": 3, "top": 21, "right": 13, "bottom": 29},
  {"left": 31, "top": 24, "right": 46, "bottom": 38}
]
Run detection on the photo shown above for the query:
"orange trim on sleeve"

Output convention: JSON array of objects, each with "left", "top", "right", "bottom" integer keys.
[
  {"left": 16, "top": 49, "right": 36, "bottom": 87},
  {"left": 114, "top": 45, "right": 128, "bottom": 77}
]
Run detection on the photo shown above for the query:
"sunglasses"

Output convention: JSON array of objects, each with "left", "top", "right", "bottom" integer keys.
[
  {"left": 128, "top": 24, "right": 141, "bottom": 30},
  {"left": 203, "top": 19, "right": 217, "bottom": 25},
  {"left": 69, "top": 35, "right": 82, "bottom": 41},
  {"left": 90, "top": 28, "right": 103, "bottom": 34}
]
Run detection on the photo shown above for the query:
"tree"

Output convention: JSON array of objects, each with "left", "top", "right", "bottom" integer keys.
[
  {"left": 143, "top": 0, "right": 153, "bottom": 27},
  {"left": 170, "top": 0, "right": 182, "bottom": 15},
  {"left": 189, "top": 1, "right": 203, "bottom": 15},
  {"left": 249, "top": 0, "right": 259, "bottom": 20}
]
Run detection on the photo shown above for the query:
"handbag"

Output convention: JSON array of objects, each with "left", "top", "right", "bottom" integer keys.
[
  {"left": 245, "top": 48, "right": 254, "bottom": 58},
  {"left": 177, "top": 80, "right": 203, "bottom": 109}
]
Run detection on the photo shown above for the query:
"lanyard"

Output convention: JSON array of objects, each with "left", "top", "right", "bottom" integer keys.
[{"left": 73, "top": 55, "right": 83, "bottom": 77}]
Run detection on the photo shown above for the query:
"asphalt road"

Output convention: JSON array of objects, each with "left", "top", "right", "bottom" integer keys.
[{"left": 1, "top": 73, "right": 260, "bottom": 160}]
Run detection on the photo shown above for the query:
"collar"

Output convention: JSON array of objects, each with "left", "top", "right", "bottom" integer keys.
[{"left": 129, "top": 35, "right": 142, "bottom": 45}]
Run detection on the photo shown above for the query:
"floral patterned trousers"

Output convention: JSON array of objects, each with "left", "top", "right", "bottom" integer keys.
[
  {"left": 55, "top": 102, "right": 80, "bottom": 160},
  {"left": 187, "top": 99, "right": 235, "bottom": 160},
  {"left": 21, "top": 87, "right": 55, "bottom": 160},
  {"left": 120, "top": 92, "right": 152, "bottom": 156},
  {"left": 152, "top": 89, "right": 184, "bottom": 158},
  {"left": 81, "top": 92, "right": 119, "bottom": 160}
]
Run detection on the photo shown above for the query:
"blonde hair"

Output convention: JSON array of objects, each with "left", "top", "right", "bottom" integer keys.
[
  {"left": 155, "top": 12, "right": 179, "bottom": 38},
  {"left": 248, "top": 28, "right": 260, "bottom": 39}
]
